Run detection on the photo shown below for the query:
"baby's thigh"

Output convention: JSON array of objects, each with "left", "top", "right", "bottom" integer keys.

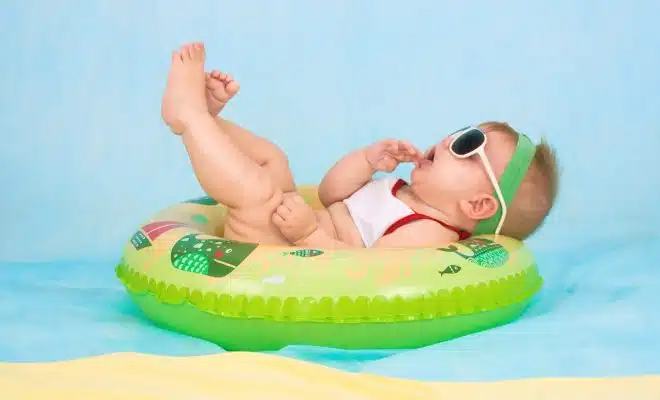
[
  {"left": 224, "top": 189, "right": 291, "bottom": 246},
  {"left": 264, "top": 156, "right": 296, "bottom": 193}
]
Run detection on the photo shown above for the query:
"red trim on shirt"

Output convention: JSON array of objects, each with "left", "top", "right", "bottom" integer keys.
[
  {"left": 384, "top": 179, "right": 471, "bottom": 240},
  {"left": 391, "top": 178, "right": 406, "bottom": 195}
]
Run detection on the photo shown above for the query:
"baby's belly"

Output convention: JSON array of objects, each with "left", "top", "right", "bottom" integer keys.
[
  {"left": 219, "top": 195, "right": 364, "bottom": 248},
  {"left": 316, "top": 202, "right": 364, "bottom": 247}
]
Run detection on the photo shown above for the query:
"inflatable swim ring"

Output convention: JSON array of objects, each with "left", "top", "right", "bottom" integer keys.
[{"left": 115, "top": 186, "right": 543, "bottom": 351}]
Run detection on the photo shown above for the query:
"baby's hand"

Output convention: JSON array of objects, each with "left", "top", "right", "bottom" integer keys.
[
  {"left": 272, "top": 193, "right": 318, "bottom": 244},
  {"left": 365, "top": 139, "right": 424, "bottom": 172}
]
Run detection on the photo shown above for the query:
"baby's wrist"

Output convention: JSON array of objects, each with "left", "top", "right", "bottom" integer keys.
[
  {"left": 362, "top": 147, "right": 379, "bottom": 173},
  {"left": 293, "top": 226, "right": 320, "bottom": 246}
]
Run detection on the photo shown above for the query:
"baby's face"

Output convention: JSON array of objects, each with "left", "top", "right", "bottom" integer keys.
[{"left": 410, "top": 128, "right": 515, "bottom": 212}]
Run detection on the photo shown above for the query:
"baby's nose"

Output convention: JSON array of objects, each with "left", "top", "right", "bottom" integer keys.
[{"left": 440, "top": 137, "right": 450, "bottom": 148}]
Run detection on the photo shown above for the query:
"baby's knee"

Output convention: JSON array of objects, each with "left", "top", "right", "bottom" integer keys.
[
  {"left": 262, "top": 146, "right": 289, "bottom": 167},
  {"left": 220, "top": 163, "right": 281, "bottom": 210},
  {"left": 263, "top": 153, "right": 294, "bottom": 192}
]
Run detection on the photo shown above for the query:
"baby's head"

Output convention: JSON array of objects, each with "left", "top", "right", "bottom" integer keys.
[{"left": 410, "top": 122, "right": 559, "bottom": 239}]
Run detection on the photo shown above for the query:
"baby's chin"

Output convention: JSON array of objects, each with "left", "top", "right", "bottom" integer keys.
[{"left": 409, "top": 167, "right": 425, "bottom": 187}]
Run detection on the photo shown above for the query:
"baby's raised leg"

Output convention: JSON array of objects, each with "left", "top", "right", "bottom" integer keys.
[
  {"left": 213, "top": 119, "right": 294, "bottom": 193},
  {"left": 161, "top": 43, "right": 282, "bottom": 215},
  {"left": 165, "top": 68, "right": 295, "bottom": 193},
  {"left": 205, "top": 71, "right": 294, "bottom": 192}
]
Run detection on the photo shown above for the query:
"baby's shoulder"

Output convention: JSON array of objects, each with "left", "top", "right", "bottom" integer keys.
[
  {"left": 374, "top": 218, "right": 458, "bottom": 248},
  {"left": 361, "top": 175, "right": 400, "bottom": 190},
  {"left": 349, "top": 176, "right": 397, "bottom": 197}
]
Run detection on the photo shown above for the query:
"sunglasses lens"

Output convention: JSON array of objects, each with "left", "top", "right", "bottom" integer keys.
[{"left": 451, "top": 129, "right": 485, "bottom": 156}]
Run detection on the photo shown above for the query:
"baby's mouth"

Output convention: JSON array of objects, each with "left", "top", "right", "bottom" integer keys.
[
  {"left": 417, "top": 157, "right": 432, "bottom": 168},
  {"left": 416, "top": 148, "right": 435, "bottom": 167}
]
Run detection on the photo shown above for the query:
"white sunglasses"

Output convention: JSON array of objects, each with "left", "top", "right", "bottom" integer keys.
[{"left": 448, "top": 127, "right": 507, "bottom": 234}]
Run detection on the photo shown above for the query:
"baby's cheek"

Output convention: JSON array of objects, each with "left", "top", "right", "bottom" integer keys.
[
  {"left": 437, "top": 167, "right": 473, "bottom": 192},
  {"left": 436, "top": 167, "right": 460, "bottom": 185}
]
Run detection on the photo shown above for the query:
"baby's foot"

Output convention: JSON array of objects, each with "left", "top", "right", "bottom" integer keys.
[
  {"left": 161, "top": 42, "right": 209, "bottom": 135},
  {"left": 205, "top": 70, "right": 240, "bottom": 116}
]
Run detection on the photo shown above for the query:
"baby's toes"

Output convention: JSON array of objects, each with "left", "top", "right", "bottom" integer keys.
[
  {"left": 190, "top": 42, "right": 206, "bottom": 61},
  {"left": 225, "top": 80, "right": 240, "bottom": 96},
  {"left": 206, "top": 71, "right": 224, "bottom": 85},
  {"left": 206, "top": 76, "right": 225, "bottom": 90}
]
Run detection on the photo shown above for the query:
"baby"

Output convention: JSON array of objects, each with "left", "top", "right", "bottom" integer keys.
[{"left": 162, "top": 42, "right": 559, "bottom": 249}]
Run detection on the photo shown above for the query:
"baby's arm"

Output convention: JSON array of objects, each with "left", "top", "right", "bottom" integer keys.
[
  {"left": 318, "top": 148, "right": 375, "bottom": 207},
  {"left": 318, "top": 139, "right": 423, "bottom": 207},
  {"left": 273, "top": 192, "right": 359, "bottom": 248}
]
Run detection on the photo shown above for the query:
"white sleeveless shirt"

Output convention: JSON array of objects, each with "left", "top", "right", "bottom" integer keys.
[{"left": 342, "top": 177, "right": 470, "bottom": 248}]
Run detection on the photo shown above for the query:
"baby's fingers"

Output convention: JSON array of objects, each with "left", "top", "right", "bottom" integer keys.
[
  {"left": 391, "top": 140, "right": 421, "bottom": 161},
  {"left": 384, "top": 140, "right": 401, "bottom": 154},
  {"left": 401, "top": 140, "right": 423, "bottom": 156},
  {"left": 272, "top": 213, "right": 286, "bottom": 227}
]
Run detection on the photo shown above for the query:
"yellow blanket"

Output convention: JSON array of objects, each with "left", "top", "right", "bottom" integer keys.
[{"left": 1, "top": 352, "right": 659, "bottom": 399}]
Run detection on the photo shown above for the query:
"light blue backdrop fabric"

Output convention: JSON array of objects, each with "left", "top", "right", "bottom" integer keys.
[{"left": 1, "top": 0, "right": 659, "bottom": 382}]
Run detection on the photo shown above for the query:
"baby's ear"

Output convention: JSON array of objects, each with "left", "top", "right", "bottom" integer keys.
[{"left": 458, "top": 194, "right": 499, "bottom": 221}]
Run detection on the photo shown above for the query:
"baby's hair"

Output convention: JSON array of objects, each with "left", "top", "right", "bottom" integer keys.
[{"left": 480, "top": 122, "right": 560, "bottom": 239}]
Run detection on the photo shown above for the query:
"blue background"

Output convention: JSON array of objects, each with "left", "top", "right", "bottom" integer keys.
[{"left": 1, "top": 0, "right": 659, "bottom": 382}]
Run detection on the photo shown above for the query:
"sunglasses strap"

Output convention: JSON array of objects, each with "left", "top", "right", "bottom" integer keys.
[{"left": 472, "top": 133, "right": 536, "bottom": 235}]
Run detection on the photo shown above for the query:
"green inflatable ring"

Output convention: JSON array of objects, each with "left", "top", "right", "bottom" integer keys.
[{"left": 115, "top": 186, "right": 543, "bottom": 351}]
